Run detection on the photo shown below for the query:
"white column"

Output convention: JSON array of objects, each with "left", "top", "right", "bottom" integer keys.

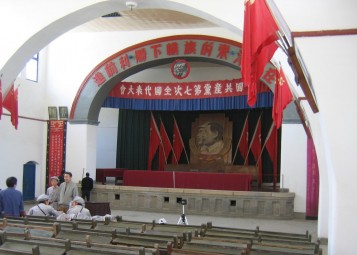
[{"left": 66, "top": 123, "right": 97, "bottom": 183}]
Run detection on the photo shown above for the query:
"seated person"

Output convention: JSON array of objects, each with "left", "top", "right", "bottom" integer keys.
[
  {"left": 28, "top": 194, "right": 61, "bottom": 217},
  {"left": 66, "top": 196, "right": 91, "bottom": 220}
]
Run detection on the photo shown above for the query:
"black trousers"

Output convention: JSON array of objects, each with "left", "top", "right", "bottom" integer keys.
[{"left": 82, "top": 190, "right": 91, "bottom": 201}]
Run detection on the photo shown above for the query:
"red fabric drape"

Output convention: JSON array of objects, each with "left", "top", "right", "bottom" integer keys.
[
  {"left": 3, "top": 83, "right": 18, "bottom": 129},
  {"left": 241, "top": 0, "right": 278, "bottom": 106},
  {"left": 147, "top": 113, "right": 161, "bottom": 170},
  {"left": 0, "top": 79, "right": 3, "bottom": 119},
  {"left": 272, "top": 67, "right": 293, "bottom": 129},
  {"left": 172, "top": 117, "right": 185, "bottom": 164},
  {"left": 158, "top": 120, "right": 172, "bottom": 171}
]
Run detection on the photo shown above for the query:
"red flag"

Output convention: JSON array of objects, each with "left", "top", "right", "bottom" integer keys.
[
  {"left": 3, "top": 83, "right": 18, "bottom": 129},
  {"left": 265, "top": 124, "right": 278, "bottom": 187},
  {"left": 0, "top": 79, "right": 3, "bottom": 119},
  {"left": 158, "top": 120, "right": 172, "bottom": 171},
  {"left": 172, "top": 117, "right": 185, "bottom": 164},
  {"left": 147, "top": 112, "right": 160, "bottom": 170},
  {"left": 238, "top": 114, "right": 249, "bottom": 164},
  {"left": 241, "top": 0, "right": 279, "bottom": 106},
  {"left": 251, "top": 116, "right": 262, "bottom": 185},
  {"left": 251, "top": 118, "right": 261, "bottom": 163},
  {"left": 272, "top": 67, "right": 293, "bottom": 129}
]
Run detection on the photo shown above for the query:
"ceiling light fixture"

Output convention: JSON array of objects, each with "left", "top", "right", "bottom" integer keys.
[{"left": 126, "top": 1, "right": 138, "bottom": 11}]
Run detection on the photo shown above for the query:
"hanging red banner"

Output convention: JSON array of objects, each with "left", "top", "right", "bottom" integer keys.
[
  {"left": 46, "top": 120, "right": 66, "bottom": 185},
  {"left": 109, "top": 79, "right": 270, "bottom": 100},
  {"left": 306, "top": 138, "right": 319, "bottom": 219}
]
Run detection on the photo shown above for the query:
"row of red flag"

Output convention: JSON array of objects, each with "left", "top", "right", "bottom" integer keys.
[
  {"left": 147, "top": 112, "right": 187, "bottom": 171},
  {"left": 233, "top": 113, "right": 278, "bottom": 186},
  {"left": 242, "top": 0, "right": 293, "bottom": 129},
  {"left": 149, "top": 110, "right": 278, "bottom": 183},
  {"left": 0, "top": 80, "right": 18, "bottom": 129}
]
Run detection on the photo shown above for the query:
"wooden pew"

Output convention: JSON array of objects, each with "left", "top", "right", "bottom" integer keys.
[
  {"left": 0, "top": 218, "right": 56, "bottom": 238},
  {"left": 26, "top": 229, "right": 159, "bottom": 255}
]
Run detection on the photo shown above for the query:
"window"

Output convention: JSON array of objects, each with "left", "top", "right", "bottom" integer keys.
[{"left": 25, "top": 53, "right": 39, "bottom": 82}]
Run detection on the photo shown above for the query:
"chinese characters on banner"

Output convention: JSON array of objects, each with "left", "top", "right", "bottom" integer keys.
[
  {"left": 108, "top": 79, "right": 269, "bottom": 100},
  {"left": 90, "top": 38, "right": 243, "bottom": 88},
  {"left": 47, "top": 120, "right": 66, "bottom": 185}
]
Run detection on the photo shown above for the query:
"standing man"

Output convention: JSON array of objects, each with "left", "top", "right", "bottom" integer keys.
[
  {"left": 0, "top": 177, "right": 26, "bottom": 217},
  {"left": 58, "top": 171, "right": 78, "bottom": 212},
  {"left": 47, "top": 176, "right": 60, "bottom": 210},
  {"left": 81, "top": 172, "right": 93, "bottom": 202}
]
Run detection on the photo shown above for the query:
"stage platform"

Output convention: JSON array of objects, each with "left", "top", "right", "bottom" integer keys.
[{"left": 88, "top": 184, "right": 295, "bottom": 220}]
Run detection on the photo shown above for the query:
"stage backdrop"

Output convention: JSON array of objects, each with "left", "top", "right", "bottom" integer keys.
[{"left": 116, "top": 109, "right": 279, "bottom": 183}]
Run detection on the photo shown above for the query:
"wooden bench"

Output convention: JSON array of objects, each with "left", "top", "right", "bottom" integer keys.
[{"left": 0, "top": 218, "right": 56, "bottom": 238}]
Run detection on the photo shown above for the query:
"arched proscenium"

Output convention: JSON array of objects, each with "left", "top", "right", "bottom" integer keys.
[{"left": 69, "top": 35, "right": 275, "bottom": 125}]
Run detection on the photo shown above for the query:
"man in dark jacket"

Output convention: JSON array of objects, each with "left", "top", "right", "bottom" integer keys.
[
  {"left": 81, "top": 172, "right": 93, "bottom": 202},
  {"left": 0, "top": 177, "right": 26, "bottom": 217}
]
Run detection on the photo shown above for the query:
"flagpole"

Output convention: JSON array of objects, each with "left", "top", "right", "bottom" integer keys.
[
  {"left": 159, "top": 117, "right": 170, "bottom": 166},
  {"left": 232, "top": 111, "right": 249, "bottom": 164},
  {"left": 170, "top": 117, "right": 179, "bottom": 164},
  {"left": 173, "top": 115, "right": 190, "bottom": 164},
  {"left": 244, "top": 112, "right": 262, "bottom": 165},
  {"left": 256, "top": 121, "right": 275, "bottom": 163}
]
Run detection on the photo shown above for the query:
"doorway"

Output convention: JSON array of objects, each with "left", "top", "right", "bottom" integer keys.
[{"left": 23, "top": 162, "right": 36, "bottom": 201}]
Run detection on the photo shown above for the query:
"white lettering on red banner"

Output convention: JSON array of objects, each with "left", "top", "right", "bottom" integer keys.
[
  {"left": 48, "top": 121, "right": 65, "bottom": 185},
  {"left": 108, "top": 79, "right": 260, "bottom": 100}
]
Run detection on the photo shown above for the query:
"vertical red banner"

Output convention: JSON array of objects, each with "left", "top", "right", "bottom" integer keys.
[
  {"left": 306, "top": 138, "right": 319, "bottom": 219},
  {"left": 46, "top": 120, "right": 67, "bottom": 185}
]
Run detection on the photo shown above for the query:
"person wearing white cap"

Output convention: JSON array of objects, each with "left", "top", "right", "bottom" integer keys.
[
  {"left": 66, "top": 196, "right": 91, "bottom": 220},
  {"left": 28, "top": 194, "right": 61, "bottom": 217},
  {"left": 47, "top": 176, "right": 60, "bottom": 210}
]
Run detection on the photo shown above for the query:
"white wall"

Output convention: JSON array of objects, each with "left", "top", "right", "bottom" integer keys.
[
  {"left": 96, "top": 108, "right": 119, "bottom": 168},
  {"left": 295, "top": 35, "right": 357, "bottom": 255},
  {"left": 281, "top": 124, "right": 307, "bottom": 213}
]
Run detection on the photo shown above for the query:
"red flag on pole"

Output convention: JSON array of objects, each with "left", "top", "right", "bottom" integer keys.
[
  {"left": 3, "top": 83, "right": 18, "bottom": 129},
  {"left": 272, "top": 67, "right": 293, "bottom": 129},
  {"left": 251, "top": 118, "right": 261, "bottom": 163},
  {"left": 147, "top": 112, "right": 161, "bottom": 170},
  {"left": 241, "top": 0, "right": 279, "bottom": 106},
  {"left": 172, "top": 117, "right": 185, "bottom": 164},
  {"left": 251, "top": 117, "right": 262, "bottom": 185},
  {"left": 0, "top": 79, "right": 3, "bottom": 119},
  {"left": 265, "top": 123, "right": 278, "bottom": 188},
  {"left": 238, "top": 114, "right": 249, "bottom": 164},
  {"left": 158, "top": 120, "right": 172, "bottom": 171}
]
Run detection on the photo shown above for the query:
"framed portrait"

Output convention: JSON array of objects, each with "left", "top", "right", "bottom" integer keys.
[
  {"left": 59, "top": 106, "right": 68, "bottom": 120},
  {"left": 48, "top": 106, "right": 58, "bottom": 120}
]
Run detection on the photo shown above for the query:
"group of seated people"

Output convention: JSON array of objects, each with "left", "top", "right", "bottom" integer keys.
[{"left": 27, "top": 194, "right": 114, "bottom": 222}]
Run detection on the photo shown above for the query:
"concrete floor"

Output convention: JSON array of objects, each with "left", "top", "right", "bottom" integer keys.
[{"left": 24, "top": 202, "right": 327, "bottom": 255}]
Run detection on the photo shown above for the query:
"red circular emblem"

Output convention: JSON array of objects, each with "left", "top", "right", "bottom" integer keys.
[{"left": 171, "top": 59, "right": 190, "bottom": 79}]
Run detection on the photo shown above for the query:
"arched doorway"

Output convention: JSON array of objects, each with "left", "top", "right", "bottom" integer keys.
[{"left": 23, "top": 161, "right": 37, "bottom": 201}]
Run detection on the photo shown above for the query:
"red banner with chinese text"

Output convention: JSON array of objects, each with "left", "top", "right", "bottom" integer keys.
[
  {"left": 46, "top": 120, "right": 66, "bottom": 186},
  {"left": 109, "top": 79, "right": 269, "bottom": 100},
  {"left": 306, "top": 138, "right": 319, "bottom": 218}
]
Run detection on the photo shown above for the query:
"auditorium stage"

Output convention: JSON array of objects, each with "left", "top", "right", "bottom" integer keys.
[{"left": 89, "top": 184, "right": 295, "bottom": 220}]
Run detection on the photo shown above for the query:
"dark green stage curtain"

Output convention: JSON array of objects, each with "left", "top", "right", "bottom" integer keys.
[{"left": 117, "top": 110, "right": 150, "bottom": 169}]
